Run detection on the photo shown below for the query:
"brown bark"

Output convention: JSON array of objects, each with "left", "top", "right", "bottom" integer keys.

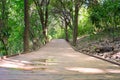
[
  {"left": 33, "top": 0, "right": 50, "bottom": 43},
  {"left": 72, "top": 1, "right": 79, "bottom": 46},
  {"left": 23, "top": 0, "right": 30, "bottom": 52},
  {"left": 65, "top": 21, "right": 69, "bottom": 42}
]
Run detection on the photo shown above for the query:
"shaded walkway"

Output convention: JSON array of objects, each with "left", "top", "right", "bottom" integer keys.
[{"left": 0, "top": 39, "right": 120, "bottom": 80}]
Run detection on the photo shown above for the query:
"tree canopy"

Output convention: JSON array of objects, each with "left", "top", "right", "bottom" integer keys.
[{"left": 0, "top": 0, "right": 120, "bottom": 56}]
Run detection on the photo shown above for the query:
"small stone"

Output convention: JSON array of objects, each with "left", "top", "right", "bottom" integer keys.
[{"left": 95, "top": 46, "right": 114, "bottom": 53}]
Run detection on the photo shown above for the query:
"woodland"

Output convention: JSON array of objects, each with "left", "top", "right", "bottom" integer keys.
[{"left": 0, "top": 0, "right": 120, "bottom": 61}]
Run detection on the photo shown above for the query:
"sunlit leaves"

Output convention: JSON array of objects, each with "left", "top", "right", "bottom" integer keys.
[{"left": 89, "top": 0, "right": 120, "bottom": 32}]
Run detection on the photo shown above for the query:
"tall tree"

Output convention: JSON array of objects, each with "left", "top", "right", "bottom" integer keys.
[
  {"left": 24, "top": 0, "right": 30, "bottom": 52},
  {"left": 59, "top": 0, "right": 73, "bottom": 42},
  {"left": 33, "top": 0, "right": 50, "bottom": 43},
  {"left": 51, "top": 0, "right": 73, "bottom": 41},
  {"left": 51, "top": 0, "right": 83, "bottom": 44},
  {"left": 72, "top": 0, "right": 83, "bottom": 46}
]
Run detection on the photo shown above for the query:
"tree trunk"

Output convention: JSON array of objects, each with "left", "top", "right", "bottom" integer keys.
[
  {"left": 33, "top": 0, "right": 50, "bottom": 44},
  {"left": 65, "top": 21, "right": 69, "bottom": 41},
  {"left": 43, "top": 27, "right": 48, "bottom": 43},
  {"left": 44, "top": 0, "right": 49, "bottom": 43},
  {"left": 23, "top": 0, "right": 30, "bottom": 52},
  {"left": 73, "top": 2, "right": 79, "bottom": 46}
]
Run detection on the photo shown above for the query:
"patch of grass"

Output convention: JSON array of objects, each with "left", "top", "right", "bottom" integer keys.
[
  {"left": 87, "top": 27, "right": 120, "bottom": 41},
  {"left": 76, "top": 27, "right": 120, "bottom": 48}
]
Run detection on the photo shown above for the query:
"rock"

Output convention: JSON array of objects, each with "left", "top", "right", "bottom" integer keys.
[
  {"left": 103, "top": 52, "right": 113, "bottom": 59},
  {"left": 95, "top": 46, "right": 114, "bottom": 53},
  {"left": 113, "top": 37, "right": 120, "bottom": 41},
  {"left": 112, "top": 52, "right": 120, "bottom": 60}
]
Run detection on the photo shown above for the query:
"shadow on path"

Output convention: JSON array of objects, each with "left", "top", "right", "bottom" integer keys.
[{"left": 0, "top": 39, "right": 120, "bottom": 80}]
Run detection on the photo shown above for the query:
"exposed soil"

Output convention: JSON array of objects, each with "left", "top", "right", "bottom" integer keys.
[{"left": 75, "top": 35, "right": 120, "bottom": 64}]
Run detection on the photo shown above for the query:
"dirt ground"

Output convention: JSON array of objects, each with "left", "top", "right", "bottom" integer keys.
[
  {"left": 0, "top": 39, "right": 120, "bottom": 80},
  {"left": 76, "top": 36, "right": 120, "bottom": 64}
]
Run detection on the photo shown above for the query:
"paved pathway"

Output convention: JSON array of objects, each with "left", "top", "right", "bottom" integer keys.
[{"left": 0, "top": 39, "right": 120, "bottom": 80}]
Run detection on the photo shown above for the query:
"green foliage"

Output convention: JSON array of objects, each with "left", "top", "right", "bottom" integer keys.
[
  {"left": 85, "top": 0, "right": 120, "bottom": 41},
  {"left": 48, "top": 26, "right": 65, "bottom": 39},
  {"left": 0, "top": 0, "right": 24, "bottom": 55},
  {"left": 0, "top": 0, "right": 120, "bottom": 56},
  {"left": 78, "top": 6, "right": 94, "bottom": 36},
  {"left": 0, "top": 0, "right": 10, "bottom": 56},
  {"left": 89, "top": 0, "right": 120, "bottom": 31},
  {"left": 8, "top": 26, "right": 24, "bottom": 54}
]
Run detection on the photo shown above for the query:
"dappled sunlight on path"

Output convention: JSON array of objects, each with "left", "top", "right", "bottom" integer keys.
[
  {"left": 65, "top": 67, "right": 120, "bottom": 74},
  {"left": 0, "top": 39, "right": 120, "bottom": 80},
  {"left": 0, "top": 58, "right": 34, "bottom": 70}
]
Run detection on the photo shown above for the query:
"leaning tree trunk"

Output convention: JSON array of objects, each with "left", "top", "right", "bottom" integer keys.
[
  {"left": 23, "top": 0, "right": 30, "bottom": 52},
  {"left": 72, "top": 2, "right": 79, "bottom": 46}
]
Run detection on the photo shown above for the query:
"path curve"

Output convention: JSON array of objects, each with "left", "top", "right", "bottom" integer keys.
[{"left": 0, "top": 39, "right": 120, "bottom": 80}]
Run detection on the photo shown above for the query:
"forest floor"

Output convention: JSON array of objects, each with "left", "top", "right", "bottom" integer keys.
[
  {"left": 0, "top": 39, "right": 120, "bottom": 80},
  {"left": 75, "top": 32, "right": 120, "bottom": 65}
]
